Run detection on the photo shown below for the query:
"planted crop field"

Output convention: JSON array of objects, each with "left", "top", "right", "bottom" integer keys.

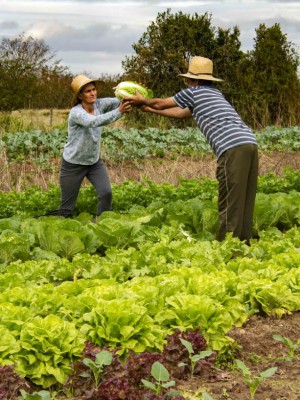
[{"left": 0, "top": 125, "right": 300, "bottom": 399}]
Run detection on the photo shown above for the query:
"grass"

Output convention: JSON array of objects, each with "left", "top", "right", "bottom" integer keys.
[
  {"left": 0, "top": 109, "right": 69, "bottom": 134},
  {"left": 0, "top": 107, "right": 194, "bottom": 135}
]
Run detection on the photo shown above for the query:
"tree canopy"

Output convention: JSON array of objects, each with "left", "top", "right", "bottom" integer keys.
[
  {"left": 122, "top": 9, "right": 300, "bottom": 128},
  {"left": 0, "top": 13, "right": 299, "bottom": 128},
  {"left": 122, "top": 10, "right": 218, "bottom": 96},
  {"left": 0, "top": 34, "right": 72, "bottom": 111}
]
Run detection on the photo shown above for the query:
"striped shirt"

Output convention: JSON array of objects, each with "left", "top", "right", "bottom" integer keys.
[
  {"left": 173, "top": 85, "right": 257, "bottom": 158},
  {"left": 63, "top": 98, "right": 122, "bottom": 165}
]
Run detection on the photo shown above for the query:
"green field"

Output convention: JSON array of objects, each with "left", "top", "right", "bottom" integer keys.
[{"left": 0, "top": 124, "right": 300, "bottom": 399}]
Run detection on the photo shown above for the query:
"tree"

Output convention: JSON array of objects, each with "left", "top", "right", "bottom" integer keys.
[
  {"left": 31, "top": 66, "right": 73, "bottom": 109},
  {"left": 242, "top": 23, "right": 300, "bottom": 127},
  {"left": 122, "top": 9, "right": 217, "bottom": 97},
  {"left": 212, "top": 26, "right": 245, "bottom": 103},
  {"left": 0, "top": 34, "right": 70, "bottom": 111},
  {"left": 121, "top": 9, "right": 248, "bottom": 128},
  {"left": 121, "top": 10, "right": 300, "bottom": 128}
]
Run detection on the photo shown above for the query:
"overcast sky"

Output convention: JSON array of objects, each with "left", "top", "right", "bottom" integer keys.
[{"left": 1, "top": 0, "right": 300, "bottom": 78}]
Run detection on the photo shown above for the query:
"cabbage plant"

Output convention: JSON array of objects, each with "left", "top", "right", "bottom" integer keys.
[{"left": 114, "top": 81, "right": 153, "bottom": 99}]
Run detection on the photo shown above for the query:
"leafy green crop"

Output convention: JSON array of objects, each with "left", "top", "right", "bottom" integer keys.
[
  {"left": 1, "top": 172, "right": 300, "bottom": 390},
  {"left": 0, "top": 225, "right": 299, "bottom": 387},
  {"left": 13, "top": 315, "right": 85, "bottom": 387},
  {"left": 82, "top": 349, "right": 112, "bottom": 388},
  {"left": 141, "top": 361, "right": 179, "bottom": 397},
  {"left": 114, "top": 81, "right": 153, "bottom": 99},
  {"left": 2, "top": 125, "right": 300, "bottom": 164}
]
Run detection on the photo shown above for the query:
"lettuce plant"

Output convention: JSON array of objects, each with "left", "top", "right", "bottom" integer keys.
[
  {"left": 12, "top": 315, "right": 85, "bottom": 388},
  {"left": 0, "top": 365, "right": 31, "bottom": 400},
  {"left": 114, "top": 81, "right": 153, "bottom": 99},
  {"left": 65, "top": 332, "right": 203, "bottom": 399},
  {"left": 19, "top": 389, "right": 51, "bottom": 400}
]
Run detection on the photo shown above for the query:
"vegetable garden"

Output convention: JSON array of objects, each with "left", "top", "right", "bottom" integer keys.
[{"left": 1, "top": 125, "right": 300, "bottom": 399}]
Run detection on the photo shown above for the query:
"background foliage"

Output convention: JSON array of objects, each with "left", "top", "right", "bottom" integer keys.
[{"left": 0, "top": 9, "right": 299, "bottom": 129}]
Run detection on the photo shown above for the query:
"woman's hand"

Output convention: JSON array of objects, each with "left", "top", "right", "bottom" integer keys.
[{"left": 119, "top": 99, "right": 132, "bottom": 114}]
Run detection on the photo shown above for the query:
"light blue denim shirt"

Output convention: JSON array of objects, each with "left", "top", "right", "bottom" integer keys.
[{"left": 63, "top": 98, "right": 122, "bottom": 165}]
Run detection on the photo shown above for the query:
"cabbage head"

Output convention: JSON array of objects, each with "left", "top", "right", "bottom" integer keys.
[{"left": 114, "top": 81, "right": 153, "bottom": 99}]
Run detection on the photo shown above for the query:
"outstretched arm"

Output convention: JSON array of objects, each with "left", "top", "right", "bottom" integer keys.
[
  {"left": 127, "top": 91, "right": 177, "bottom": 110},
  {"left": 141, "top": 105, "right": 192, "bottom": 119}
]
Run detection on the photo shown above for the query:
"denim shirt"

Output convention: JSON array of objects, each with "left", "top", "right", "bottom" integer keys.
[{"left": 63, "top": 98, "right": 122, "bottom": 165}]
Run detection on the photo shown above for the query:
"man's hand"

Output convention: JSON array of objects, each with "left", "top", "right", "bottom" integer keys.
[
  {"left": 140, "top": 105, "right": 154, "bottom": 113},
  {"left": 125, "top": 90, "right": 146, "bottom": 106},
  {"left": 126, "top": 93, "right": 177, "bottom": 111}
]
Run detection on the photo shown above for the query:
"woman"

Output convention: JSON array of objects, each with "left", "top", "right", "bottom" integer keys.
[{"left": 48, "top": 74, "right": 131, "bottom": 219}]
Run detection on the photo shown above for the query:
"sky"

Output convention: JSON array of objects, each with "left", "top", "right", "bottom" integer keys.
[{"left": 1, "top": 0, "right": 300, "bottom": 78}]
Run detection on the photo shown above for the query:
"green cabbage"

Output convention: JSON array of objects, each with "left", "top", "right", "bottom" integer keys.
[{"left": 114, "top": 81, "right": 153, "bottom": 99}]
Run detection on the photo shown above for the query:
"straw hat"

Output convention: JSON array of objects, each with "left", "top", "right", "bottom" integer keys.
[
  {"left": 179, "top": 56, "right": 223, "bottom": 82},
  {"left": 71, "top": 74, "right": 102, "bottom": 107}
]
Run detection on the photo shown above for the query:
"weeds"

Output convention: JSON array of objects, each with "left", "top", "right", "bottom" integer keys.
[
  {"left": 178, "top": 338, "right": 213, "bottom": 376},
  {"left": 273, "top": 334, "right": 300, "bottom": 361},
  {"left": 235, "top": 359, "right": 277, "bottom": 399},
  {"left": 0, "top": 112, "right": 34, "bottom": 134},
  {"left": 81, "top": 349, "right": 113, "bottom": 388},
  {"left": 141, "top": 361, "right": 180, "bottom": 397}
]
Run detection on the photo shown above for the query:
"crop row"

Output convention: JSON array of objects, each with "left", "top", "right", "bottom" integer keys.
[
  {"left": 1, "top": 170, "right": 300, "bottom": 395},
  {"left": 1, "top": 214, "right": 300, "bottom": 389},
  {"left": 1, "top": 125, "right": 300, "bottom": 162},
  {"left": 1, "top": 189, "right": 300, "bottom": 264},
  {"left": 0, "top": 167, "right": 300, "bottom": 219}
]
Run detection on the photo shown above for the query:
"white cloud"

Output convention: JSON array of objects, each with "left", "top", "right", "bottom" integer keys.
[
  {"left": 0, "top": 20, "right": 19, "bottom": 30},
  {"left": 1, "top": 0, "right": 299, "bottom": 75}
]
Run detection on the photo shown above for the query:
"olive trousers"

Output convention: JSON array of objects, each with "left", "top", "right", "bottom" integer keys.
[{"left": 216, "top": 144, "right": 258, "bottom": 242}]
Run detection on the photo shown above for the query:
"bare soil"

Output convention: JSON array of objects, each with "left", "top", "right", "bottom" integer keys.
[
  {"left": 1, "top": 151, "right": 300, "bottom": 191},
  {"left": 106, "top": 150, "right": 300, "bottom": 186},
  {"left": 178, "top": 312, "right": 300, "bottom": 400}
]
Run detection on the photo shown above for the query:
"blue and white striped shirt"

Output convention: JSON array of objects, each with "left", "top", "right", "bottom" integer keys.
[
  {"left": 63, "top": 98, "right": 122, "bottom": 165},
  {"left": 173, "top": 86, "right": 257, "bottom": 158}
]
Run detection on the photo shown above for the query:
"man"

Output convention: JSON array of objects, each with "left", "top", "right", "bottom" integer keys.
[{"left": 127, "top": 56, "right": 258, "bottom": 243}]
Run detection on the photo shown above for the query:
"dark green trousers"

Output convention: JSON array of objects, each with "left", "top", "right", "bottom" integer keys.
[{"left": 216, "top": 144, "right": 258, "bottom": 242}]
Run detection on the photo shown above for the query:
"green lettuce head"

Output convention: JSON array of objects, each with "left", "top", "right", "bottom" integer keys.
[{"left": 114, "top": 81, "right": 153, "bottom": 99}]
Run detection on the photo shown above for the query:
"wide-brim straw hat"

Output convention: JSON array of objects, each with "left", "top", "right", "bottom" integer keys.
[
  {"left": 179, "top": 56, "right": 223, "bottom": 82},
  {"left": 71, "top": 74, "right": 102, "bottom": 107}
]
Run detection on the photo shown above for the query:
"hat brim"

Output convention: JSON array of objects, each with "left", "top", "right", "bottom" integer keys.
[
  {"left": 179, "top": 73, "right": 223, "bottom": 82},
  {"left": 71, "top": 80, "right": 103, "bottom": 107}
]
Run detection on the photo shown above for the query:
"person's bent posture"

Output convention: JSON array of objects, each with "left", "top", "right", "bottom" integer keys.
[{"left": 127, "top": 56, "right": 258, "bottom": 243}]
